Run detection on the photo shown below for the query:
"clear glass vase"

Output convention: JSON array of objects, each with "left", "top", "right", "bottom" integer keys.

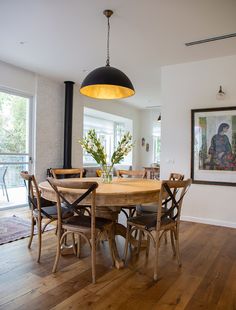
[{"left": 101, "top": 165, "right": 113, "bottom": 183}]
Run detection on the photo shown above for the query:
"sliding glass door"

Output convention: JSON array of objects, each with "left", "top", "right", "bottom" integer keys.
[{"left": 0, "top": 89, "right": 33, "bottom": 209}]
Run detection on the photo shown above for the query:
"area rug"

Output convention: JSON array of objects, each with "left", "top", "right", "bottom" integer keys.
[{"left": 0, "top": 215, "right": 55, "bottom": 245}]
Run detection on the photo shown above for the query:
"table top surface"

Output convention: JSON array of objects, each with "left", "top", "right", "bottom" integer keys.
[
  {"left": 39, "top": 177, "right": 162, "bottom": 206},
  {"left": 39, "top": 177, "right": 161, "bottom": 194}
]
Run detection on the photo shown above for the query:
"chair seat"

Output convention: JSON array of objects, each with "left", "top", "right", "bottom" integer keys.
[
  {"left": 136, "top": 203, "right": 158, "bottom": 214},
  {"left": 33, "top": 204, "right": 74, "bottom": 219},
  {"left": 136, "top": 203, "right": 168, "bottom": 215},
  {"left": 127, "top": 214, "right": 175, "bottom": 230},
  {"left": 63, "top": 214, "right": 113, "bottom": 230}
]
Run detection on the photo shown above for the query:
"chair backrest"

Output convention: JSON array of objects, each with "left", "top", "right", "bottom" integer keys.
[
  {"left": 156, "top": 179, "right": 192, "bottom": 229},
  {"left": 169, "top": 173, "right": 184, "bottom": 181},
  {"left": 20, "top": 171, "right": 41, "bottom": 212},
  {"left": 117, "top": 169, "right": 147, "bottom": 178},
  {"left": 47, "top": 177, "right": 98, "bottom": 230},
  {"left": 0, "top": 166, "right": 8, "bottom": 183},
  {"left": 50, "top": 168, "right": 84, "bottom": 179}
]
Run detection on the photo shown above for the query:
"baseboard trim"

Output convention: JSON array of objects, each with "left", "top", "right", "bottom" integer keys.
[{"left": 181, "top": 215, "right": 236, "bottom": 229}]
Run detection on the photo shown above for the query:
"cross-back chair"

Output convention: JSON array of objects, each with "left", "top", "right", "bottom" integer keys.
[
  {"left": 51, "top": 168, "right": 91, "bottom": 215},
  {"left": 50, "top": 168, "right": 84, "bottom": 179},
  {"left": 136, "top": 172, "right": 184, "bottom": 215},
  {"left": 116, "top": 169, "right": 147, "bottom": 179},
  {"left": 124, "top": 178, "right": 192, "bottom": 281},
  {"left": 169, "top": 173, "right": 184, "bottom": 181},
  {"left": 116, "top": 169, "right": 147, "bottom": 219},
  {"left": 47, "top": 177, "right": 114, "bottom": 283},
  {"left": 20, "top": 171, "right": 73, "bottom": 262}
]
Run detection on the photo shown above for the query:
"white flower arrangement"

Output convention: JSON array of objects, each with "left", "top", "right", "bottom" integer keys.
[{"left": 79, "top": 129, "right": 134, "bottom": 169}]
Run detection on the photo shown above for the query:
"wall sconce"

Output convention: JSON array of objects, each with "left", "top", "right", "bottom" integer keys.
[{"left": 216, "top": 85, "right": 225, "bottom": 100}]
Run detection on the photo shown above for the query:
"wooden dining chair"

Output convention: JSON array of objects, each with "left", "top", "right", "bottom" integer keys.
[
  {"left": 169, "top": 173, "right": 184, "bottom": 182},
  {"left": 47, "top": 177, "right": 114, "bottom": 283},
  {"left": 50, "top": 168, "right": 84, "bottom": 179},
  {"left": 124, "top": 178, "right": 192, "bottom": 281},
  {"left": 116, "top": 169, "right": 147, "bottom": 179},
  {"left": 20, "top": 171, "right": 74, "bottom": 262},
  {"left": 116, "top": 169, "right": 147, "bottom": 218},
  {"left": 136, "top": 172, "right": 184, "bottom": 215},
  {"left": 51, "top": 168, "right": 91, "bottom": 215}
]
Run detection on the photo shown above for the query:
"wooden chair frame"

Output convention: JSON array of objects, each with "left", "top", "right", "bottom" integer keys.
[
  {"left": 124, "top": 179, "right": 192, "bottom": 281},
  {"left": 116, "top": 169, "right": 147, "bottom": 179},
  {"left": 116, "top": 169, "right": 147, "bottom": 218},
  {"left": 50, "top": 168, "right": 84, "bottom": 179},
  {"left": 20, "top": 171, "right": 57, "bottom": 262},
  {"left": 47, "top": 177, "right": 114, "bottom": 284}
]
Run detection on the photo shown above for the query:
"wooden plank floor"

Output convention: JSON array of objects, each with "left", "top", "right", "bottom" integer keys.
[{"left": 0, "top": 208, "right": 236, "bottom": 310}]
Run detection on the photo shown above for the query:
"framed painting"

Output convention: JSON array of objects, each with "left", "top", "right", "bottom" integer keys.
[{"left": 191, "top": 106, "right": 236, "bottom": 186}]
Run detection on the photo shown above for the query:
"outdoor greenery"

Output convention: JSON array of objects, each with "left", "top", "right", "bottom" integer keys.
[
  {"left": 0, "top": 92, "right": 28, "bottom": 187},
  {"left": 0, "top": 92, "right": 27, "bottom": 153}
]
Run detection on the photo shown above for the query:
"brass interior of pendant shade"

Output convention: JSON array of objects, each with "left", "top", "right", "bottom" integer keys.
[{"left": 80, "top": 84, "right": 135, "bottom": 99}]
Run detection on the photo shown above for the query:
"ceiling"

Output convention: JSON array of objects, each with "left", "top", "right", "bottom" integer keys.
[{"left": 0, "top": 0, "right": 236, "bottom": 109}]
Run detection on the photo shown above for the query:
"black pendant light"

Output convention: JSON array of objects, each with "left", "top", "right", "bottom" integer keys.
[{"left": 80, "top": 10, "right": 135, "bottom": 100}]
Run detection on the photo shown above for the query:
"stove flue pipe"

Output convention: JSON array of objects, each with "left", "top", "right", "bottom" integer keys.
[{"left": 63, "top": 81, "right": 74, "bottom": 169}]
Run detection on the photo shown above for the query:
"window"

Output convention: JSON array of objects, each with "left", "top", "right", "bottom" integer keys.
[
  {"left": 0, "top": 89, "right": 33, "bottom": 208},
  {"left": 153, "top": 123, "right": 161, "bottom": 164},
  {"left": 83, "top": 108, "right": 132, "bottom": 166}
]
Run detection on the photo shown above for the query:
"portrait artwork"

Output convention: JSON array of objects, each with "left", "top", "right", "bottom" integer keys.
[{"left": 191, "top": 107, "right": 236, "bottom": 186}]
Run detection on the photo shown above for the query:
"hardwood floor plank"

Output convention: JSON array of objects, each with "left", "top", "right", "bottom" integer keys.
[
  {"left": 184, "top": 232, "right": 236, "bottom": 309},
  {"left": 216, "top": 261, "right": 236, "bottom": 310}
]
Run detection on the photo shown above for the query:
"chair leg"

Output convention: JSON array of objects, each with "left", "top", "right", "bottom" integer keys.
[
  {"left": 174, "top": 230, "right": 182, "bottom": 267},
  {"left": 137, "top": 229, "right": 143, "bottom": 256},
  {"left": 123, "top": 224, "right": 131, "bottom": 262},
  {"left": 164, "top": 232, "right": 168, "bottom": 244},
  {"left": 52, "top": 232, "right": 65, "bottom": 273},
  {"left": 153, "top": 232, "right": 160, "bottom": 281},
  {"left": 28, "top": 216, "right": 35, "bottom": 249},
  {"left": 170, "top": 230, "right": 176, "bottom": 256},
  {"left": 76, "top": 234, "right": 81, "bottom": 258},
  {"left": 146, "top": 235, "right": 150, "bottom": 258},
  {"left": 91, "top": 232, "right": 96, "bottom": 284},
  {"left": 72, "top": 233, "right": 77, "bottom": 256},
  {"left": 37, "top": 219, "right": 42, "bottom": 263}
]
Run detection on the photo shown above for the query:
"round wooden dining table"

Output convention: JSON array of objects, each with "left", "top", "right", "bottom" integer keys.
[{"left": 39, "top": 177, "right": 162, "bottom": 268}]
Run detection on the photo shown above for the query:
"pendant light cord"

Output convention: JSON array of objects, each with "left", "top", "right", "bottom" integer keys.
[{"left": 106, "top": 16, "right": 110, "bottom": 67}]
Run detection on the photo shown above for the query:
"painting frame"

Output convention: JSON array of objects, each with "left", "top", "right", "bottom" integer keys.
[{"left": 191, "top": 106, "right": 236, "bottom": 186}]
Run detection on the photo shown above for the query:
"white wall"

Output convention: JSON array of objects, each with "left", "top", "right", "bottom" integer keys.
[
  {"left": 35, "top": 76, "right": 64, "bottom": 181},
  {"left": 161, "top": 54, "right": 236, "bottom": 228},
  {"left": 0, "top": 60, "right": 35, "bottom": 95},
  {"left": 139, "top": 109, "right": 161, "bottom": 167}
]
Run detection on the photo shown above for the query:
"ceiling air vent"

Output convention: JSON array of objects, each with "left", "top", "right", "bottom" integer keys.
[{"left": 185, "top": 32, "right": 236, "bottom": 46}]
